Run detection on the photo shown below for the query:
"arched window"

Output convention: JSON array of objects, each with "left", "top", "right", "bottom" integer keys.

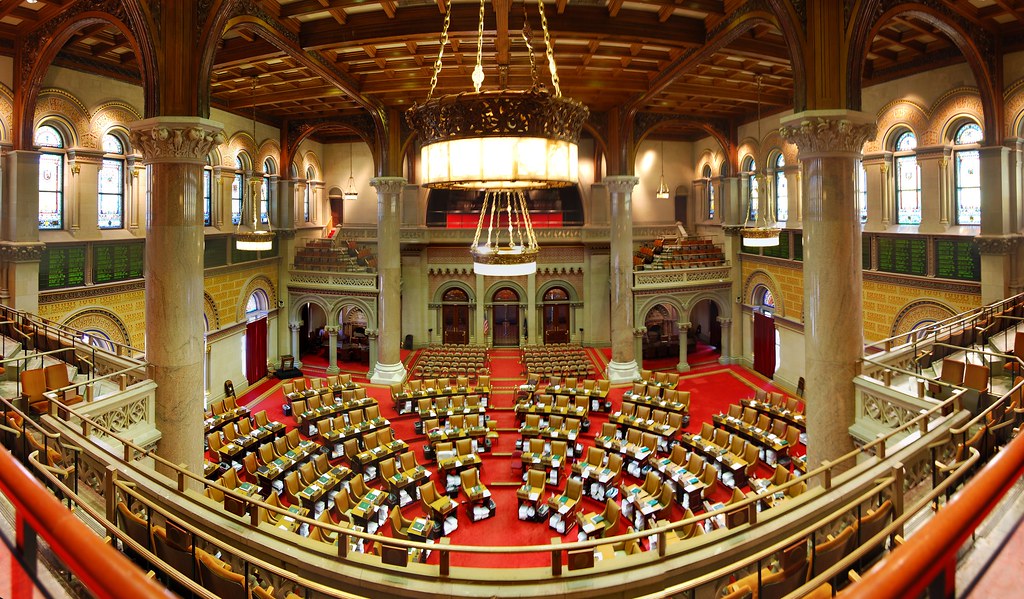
[
  {"left": 744, "top": 156, "right": 758, "bottom": 220},
  {"left": 774, "top": 153, "right": 788, "bottom": 222},
  {"left": 857, "top": 160, "right": 867, "bottom": 223},
  {"left": 203, "top": 156, "right": 213, "bottom": 226},
  {"left": 81, "top": 330, "right": 115, "bottom": 352},
  {"left": 304, "top": 166, "right": 315, "bottom": 223},
  {"left": 36, "top": 124, "right": 65, "bottom": 230},
  {"left": 760, "top": 287, "right": 775, "bottom": 310},
  {"left": 261, "top": 158, "right": 274, "bottom": 224},
  {"left": 703, "top": 164, "right": 715, "bottom": 220},
  {"left": 953, "top": 122, "right": 983, "bottom": 225},
  {"left": 246, "top": 289, "right": 269, "bottom": 315},
  {"left": 98, "top": 133, "right": 125, "bottom": 229},
  {"left": 894, "top": 130, "right": 920, "bottom": 225},
  {"left": 231, "top": 154, "right": 247, "bottom": 225}
]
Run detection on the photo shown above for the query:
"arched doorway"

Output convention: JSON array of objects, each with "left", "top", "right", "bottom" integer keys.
[
  {"left": 299, "top": 301, "right": 328, "bottom": 362},
  {"left": 752, "top": 286, "right": 778, "bottom": 379},
  {"left": 441, "top": 287, "right": 471, "bottom": 345},
  {"left": 245, "top": 290, "right": 269, "bottom": 384},
  {"left": 542, "top": 287, "right": 571, "bottom": 344},
  {"left": 338, "top": 305, "right": 369, "bottom": 365},
  {"left": 688, "top": 298, "right": 722, "bottom": 352},
  {"left": 642, "top": 303, "right": 680, "bottom": 363},
  {"left": 491, "top": 287, "right": 520, "bottom": 347}
]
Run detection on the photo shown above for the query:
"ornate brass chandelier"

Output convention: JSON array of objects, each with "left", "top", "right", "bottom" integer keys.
[
  {"left": 235, "top": 76, "right": 275, "bottom": 252},
  {"left": 406, "top": 0, "right": 588, "bottom": 275},
  {"left": 741, "top": 75, "right": 780, "bottom": 248},
  {"left": 656, "top": 141, "right": 671, "bottom": 200}
]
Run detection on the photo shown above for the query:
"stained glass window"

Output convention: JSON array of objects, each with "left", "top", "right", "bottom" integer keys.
[
  {"left": 261, "top": 158, "right": 273, "bottom": 224},
  {"left": 98, "top": 134, "right": 124, "bottom": 229},
  {"left": 761, "top": 288, "right": 775, "bottom": 309},
  {"left": 36, "top": 125, "right": 64, "bottom": 230},
  {"left": 203, "top": 156, "right": 212, "bottom": 226},
  {"left": 304, "top": 166, "right": 314, "bottom": 223},
  {"left": 894, "top": 131, "right": 920, "bottom": 225},
  {"left": 703, "top": 164, "right": 714, "bottom": 219},
  {"left": 954, "top": 123, "right": 983, "bottom": 225},
  {"left": 745, "top": 157, "right": 758, "bottom": 220},
  {"left": 232, "top": 155, "right": 244, "bottom": 225},
  {"left": 857, "top": 160, "right": 867, "bottom": 223},
  {"left": 774, "top": 153, "right": 788, "bottom": 222}
]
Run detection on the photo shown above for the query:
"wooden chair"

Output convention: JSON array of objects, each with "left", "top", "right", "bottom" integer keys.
[
  {"left": 43, "top": 364, "right": 85, "bottom": 407},
  {"left": 810, "top": 524, "right": 855, "bottom": 583},
  {"left": 389, "top": 505, "right": 413, "bottom": 540},
  {"left": 195, "top": 548, "right": 247, "bottom": 599},
  {"left": 151, "top": 522, "right": 194, "bottom": 580},
  {"left": 576, "top": 497, "right": 620, "bottom": 539},
  {"left": 20, "top": 369, "right": 51, "bottom": 415}
]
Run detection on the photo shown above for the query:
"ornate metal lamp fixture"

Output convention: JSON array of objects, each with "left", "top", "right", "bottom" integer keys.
[
  {"left": 343, "top": 143, "right": 358, "bottom": 200},
  {"left": 741, "top": 75, "right": 780, "bottom": 248},
  {"left": 407, "top": 0, "right": 589, "bottom": 275},
  {"left": 235, "top": 76, "right": 275, "bottom": 251},
  {"left": 656, "top": 140, "right": 671, "bottom": 200}
]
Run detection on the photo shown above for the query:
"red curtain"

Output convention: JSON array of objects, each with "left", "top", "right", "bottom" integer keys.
[
  {"left": 753, "top": 311, "right": 776, "bottom": 379},
  {"left": 245, "top": 317, "right": 268, "bottom": 383}
]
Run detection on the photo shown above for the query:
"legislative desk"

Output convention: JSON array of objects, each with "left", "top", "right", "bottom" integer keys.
[
  {"left": 295, "top": 396, "right": 379, "bottom": 431},
  {"left": 384, "top": 467, "right": 428, "bottom": 506},
  {"left": 593, "top": 429, "right": 658, "bottom": 473},
  {"left": 352, "top": 439, "right": 410, "bottom": 475},
  {"left": 349, "top": 488, "right": 388, "bottom": 530},
  {"left": 203, "top": 406, "right": 250, "bottom": 435},
  {"left": 437, "top": 453, "right": 483, "bottom": 480},
  {"left": 514, "top": 399, "right": 589, "bottom": 425},
  {"left": 298, "top": 468, "right": 351, "bottom": 511},
  {"left": 519, "top": 448, "right": 564, "bottom": 486},
  {"left": 319, "top": 417, "right": 391, "bottom": 455},
  {"left": 272, "top": 505, "right": 310, "bottom": 534},
  {"left": 424, "top": 425, "right": 488, "bottom": 461},
  {"left": 392, "top": 383, "right": 491, "bottom": 414},
  {"left": 414, "top": 401, "right": 488, "bottom": 433},
  {"left": 622, "top": 489, "right": 665, "bottom": 530},
  {"left": 712, "top": 413, "right": 790, "bottom": 463},
  {"left": 211, "top": 422, "right": 285, "bottom": 464},
  {"left": 652, "top": 457, "right": 706, "bottom": 508},
  {"left": 254, "top": 440, "right": 321, "bottom": 495},
  {"left": 739, "top": 398, "right": 806, "bottom": 432},
  {"left": 678, "top": 431, "right": 749, "bottom": 489},
  {"left": 621, "top": 387, "right": 690, "bottom": 417},
  {"left": 608, "top": 411, "right": 680, "bottom": 446}
]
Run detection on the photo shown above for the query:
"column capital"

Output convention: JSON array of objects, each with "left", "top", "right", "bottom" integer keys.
[
  {"left": 365, "top": 329, "right": 379, "bottom": 340},
  {"left": 288, "top": 321, "right": 303, "bottom": 331},
  {"left": 722, "top": 225, "right": 745, "bottom": 237},
  {"left": 325, "top": 326, "right": 339, "bottom": 335},
  {"left": 128, "top": 117, "right": 225, "bottom": 165},
  {"left": 678, "top": 321, "right": 691, "bottom": 330},
  {"left": 780, "top": 110, "right": 876, "bottom": 159},
  {"left": 604, "top": 175, "right": 640, "bottom": 194},
  {"left": 370, "top": 176, "right": 407, "bottom": 194},
  {"left": 0, "top": 242, "right": 46, "bottom": 262},
  {"left": 716, "top": 316, "right": 733, "bottom": 327}
]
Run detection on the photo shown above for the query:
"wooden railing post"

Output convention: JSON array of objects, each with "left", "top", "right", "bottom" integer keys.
[
  {"left": 439, "top": 538, "right": 451, "bottom": 577},
  {"left": 105, "top": 466, "right": 117, "bottom": 524},
  {"left": 551, "top": 537, "right": 562, "bottom": 576},
  {"left": 822, "top": 461, "right": 832, "bottom": 490}
]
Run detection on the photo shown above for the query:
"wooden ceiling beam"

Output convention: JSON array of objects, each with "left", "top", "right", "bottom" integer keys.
[{"left": 228, "top": 85, "right": 345, "bottom": 109}]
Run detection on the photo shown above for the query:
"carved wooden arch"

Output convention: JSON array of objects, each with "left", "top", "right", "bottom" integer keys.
[
  {"left": 536, "top": 279, "right": 580, "bottom": 304},
  {"left": 633, "top": 115, "right": 732, "bottom": 175},
  {"left": 90, "top": 101, "right": 143, "bottom": 147},
  {"left": 433, "top": 280, "right": 476, "bottom": 304},
  {"left": 286, "top": 119, "right": 377, "bottom": 181},
  {"left": 485, "top": 280, "right": 528, "bottom": 304},
  {"left": 928, "top": 88, "right": 984, "bottom": 146},
  {"left": 761, "top": 0, "right": 808, "bottom": 113},
  {"left": 235, "top": 275, "right": 277, "bottom": 323},
  {"left": 330, "top": 298, "right": 377, "bottom": 330},
  {"left": 34, "top": 89, "right": 91, "bottom": 148},
  {"left": 0, "top": 83, "right": 14, "bottom": 143},
  {"left": 204, "top": 292, "right": 221, "bottom": 331},
  {"left": 850, "top": 2, "right": 1002, "bottom": 145},
  {"left": 225, "top": 131, "right": 257, "bottom": 168},
  {"left": 255, "top": 140, "right": 281, "bottom": 175},
  {"left": 300, "top": 151, "right": 323, "bottom": 181},
  {"left": 743, "top": 270, "right": 786, "bottom": 318},
  {"left": 63, "top": 307, "right": 131, "bottom": 347},
  {"left": 15, "top": 4, "right": 155, "bottom": 150},
  {"left": 890, "top": 298, "right": 957, "bottom": 339},
  {"left": 865, "top": 98, "right": 929, "bottom": 153},
  {"left": 1004, "top": 77, "right": 1024, "bottom": 139}
]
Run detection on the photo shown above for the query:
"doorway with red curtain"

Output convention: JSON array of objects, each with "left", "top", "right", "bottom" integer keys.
[
  {"left": 753, "top": 310, "right": 776, "bottom": 379},
  {"left": 245, "top": 316, "right": 268, "bottom": 383}
]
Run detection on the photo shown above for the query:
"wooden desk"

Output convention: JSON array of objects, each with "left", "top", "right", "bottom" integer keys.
[
  {"left": 408, "top": 516, "right": 435, "bottom": 543},
  {"left": 350, "top": 489, "right": 386, "bottom": 529}
]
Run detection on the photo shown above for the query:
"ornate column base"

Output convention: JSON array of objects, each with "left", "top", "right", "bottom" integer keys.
[
  {"left": 676, "top": 361, "right": 691, "bottom": 373},
  {"left": 326, "top": 365, "right": 341, "bottom": 375},
  {"left": 370, "top": 361, "right": 407, "bottom": 385},
  {"left": 605, "top": 359, "right": 639, "bottom": 384}
]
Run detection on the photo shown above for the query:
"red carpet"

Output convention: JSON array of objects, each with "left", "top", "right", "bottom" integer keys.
[{"left": 212, "top": 351, "right": 799, "bottom": 568}]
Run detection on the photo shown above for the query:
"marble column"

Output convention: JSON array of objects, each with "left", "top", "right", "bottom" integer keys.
[
  {"left": 2, "top": 151, "right": 45, "bottom": 312},
  {"left": 288, "top": 322, "right": 303, "bottom": 368},
  {"left": 781, "top": 111, "right": 875, "bottom": 472},
  {"left": 325, "top": 326, "right": 340, "bottom": 375},
  {"left": 527, "top": 272, "right": 537, "bottom": 345},
  {"left": 977, "top": 146, "right": 1013, "bottom": 303},
  {"left": 677, "top": 321, "right": 691, "bottom": 372},
  {"left": 370, "top": 177, "right": 407, "bottom": 384},
  {"left": 717, "top": 317, "right": 733, "bottom": 365},
  {"left": 475, "top": 274, "right": 486, "bottom": 346},
  {"left": 366, "top": 329, "right": 379, "bottom": 376},
  {"left": 633, "top": 327, "right": 646, "bottom": 373},
  {"left": 722, "top": 226, "right": 745, "bottom": 369},
  {"left": 129, "top": 116, "right": 224, "bottom": 481},
  {"left": 605, "top": 175, "right": 640, "bottom": 382},
  {"left": 862, "top": 153, "right": 889, "bottom": 232}
]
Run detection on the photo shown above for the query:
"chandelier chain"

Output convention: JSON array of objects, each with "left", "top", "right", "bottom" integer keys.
[
  {"left": 472, "top": 0, "right": 486, "bottom": 92},
  {"left": 427, "top": 0, "right": 453, "bottom": 100},
  {"left": 521, "top": 3, "right": 538, "bottom": 88},
  {"left": 536, "top": 0, "right": 561, "bottom": 97}
]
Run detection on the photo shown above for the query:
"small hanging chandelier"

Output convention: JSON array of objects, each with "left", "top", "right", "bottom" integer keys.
[
  {"left": 656, "top": 140, "right": 671, "bottom": 200},
  {"left": 343, "top": 143, "right": 358, "bottom": 201},
  {"left": 235, "top": 76, "right": 274, "bottom": 252},
  {"left": 407, "top": 0, "right": 588, "bottom": 276},
  {"left": 741, "top": 75, "right": 780, "bottom": 248}
]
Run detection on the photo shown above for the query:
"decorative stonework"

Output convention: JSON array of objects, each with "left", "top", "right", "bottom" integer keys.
[
  {"left": 203, "top": 291, "right": 221, "bottom": 331},
  {"left": 604, "top": 175, "right": 639, "bottom": 195},
  {"left": 64, "top": 308, "right": 131, "bottom": 347},
  {"left": 0, "top": 83, "right": 13, "bottom": 143},
  {"left": 234, "top": 275, "right": 277, "bottom": 323},
  {"left": 742, "top": 270, "right": 785, "bottom": 317},
  {"left": 974, "top": 235, "right": 1019, "bottom": 256},
  {"left": 36, "top": 89, "right": 93, "bottom": 147},
  {"left": 370, "top": 176, "right": 407, "bottom": 195},
  {"left": 865, "top": 99, "right": 928, "bottom": 153},
  {"left": 0, "top": 242, "right": 45, "bottom": 262},
  {"left": 890, "top": 299, "right": 957, "bottom": 339},
  {"left": 90, "top": 101, "right": 143, "bottom": 141},
  {"left": 926, "top": 88, "right": 983, "bottom": 146},
  {"left": 129, "top": 117, "right": 225, "bottom": 165},
  {"left": 780, "top": 113, "right": 877, "bottom": 157}
]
